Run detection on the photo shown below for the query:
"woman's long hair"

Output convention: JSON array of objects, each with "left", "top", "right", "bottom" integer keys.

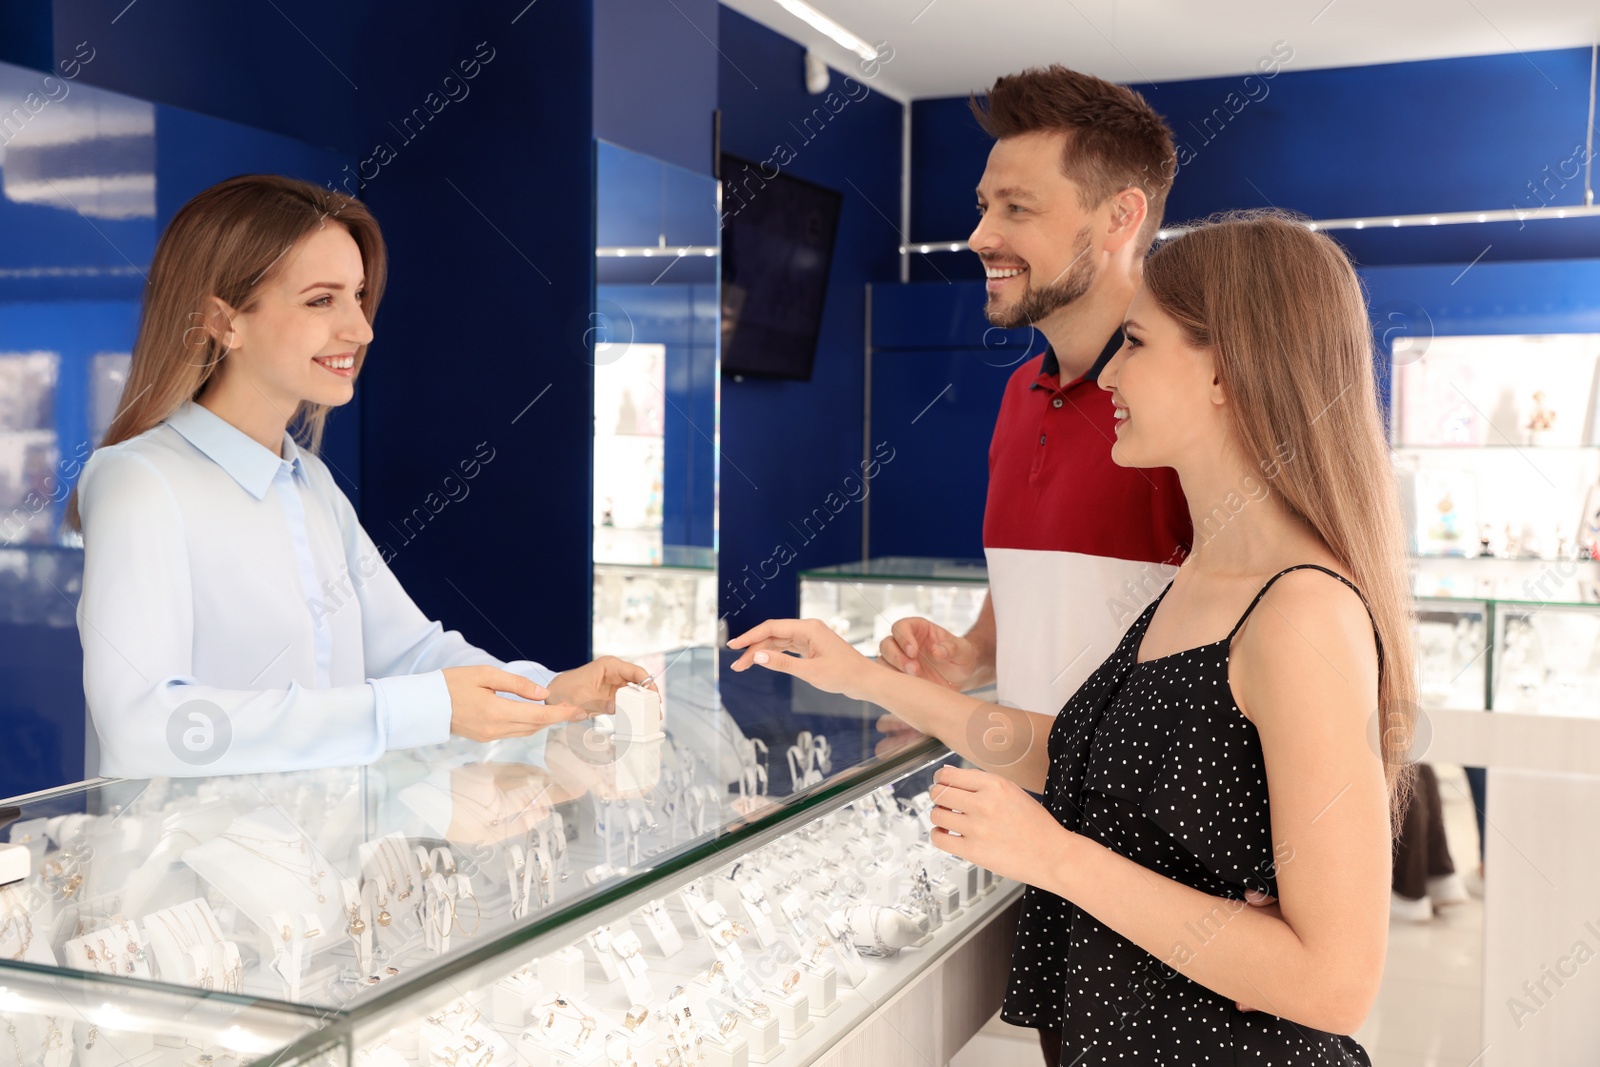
[
  {"left": 64, "top": 174, "right": 387, "bottom": 531},
  {"left": 1144, "top": 209, "right": 1418, "bottom": 829}
]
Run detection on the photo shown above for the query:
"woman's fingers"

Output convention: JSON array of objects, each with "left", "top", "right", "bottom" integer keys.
[
  {"left": 932, "top": 764, "right": 987, "bottom": 794},
  {"left": 486, "top": 667, "right": 550, "bottom": 703},
  {"left": 729, "top": 636, "right": 810, "bottom": 671},
  {"left": 728, "top": 619, "right": 804, "bottom": 649}
]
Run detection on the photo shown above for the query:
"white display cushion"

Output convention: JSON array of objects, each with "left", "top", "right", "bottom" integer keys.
[
  {"left": 491, "top": 968, "right": 543, "bottom": 1028},
  {"left": 614, "top": 683, "right": 664, "bottom": 741},
  {"left": 757, "top": 986, "right": 811, "bottom": 1039},
  {"left": 536, "top": 945, "right": 585, "bottom": 994},
  {"left": 796, "top": 959, "right": 838, "bottom": 1016},
  {"left": 731, "top": 1009, "right": 780, "bottom": 1062},
  {"left": 0, "top": 841, "right": 30, "bottom": 887}
]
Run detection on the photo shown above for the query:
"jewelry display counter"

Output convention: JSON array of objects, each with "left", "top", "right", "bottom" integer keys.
[
  {"left": 797, "top": 558, "right": 988, "bottom": 657},
  {"left": 1, "top": 648, "right": 1019, "bottom": 1067}
]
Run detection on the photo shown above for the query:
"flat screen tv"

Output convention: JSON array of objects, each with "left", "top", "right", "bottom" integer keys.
[{"left": 719, "top": 153, "right": 842, "bottom": 381}]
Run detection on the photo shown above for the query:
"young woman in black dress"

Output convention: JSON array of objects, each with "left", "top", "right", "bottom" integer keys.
[{"left": 729, "top": 210, "right": 1415, "bottom": 1065}]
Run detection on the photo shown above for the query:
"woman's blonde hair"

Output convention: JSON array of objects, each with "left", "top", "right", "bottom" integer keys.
[
  {"left": 64, "top": 174, "right": 387, "bottom": 531},
  {"left": 1144, "top": 209, "right": 1417, "bottom": 828}
]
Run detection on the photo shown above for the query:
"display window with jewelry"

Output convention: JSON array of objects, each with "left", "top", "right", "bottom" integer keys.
[{"left": 0, "top": 654, "right": 1016, "bottom": 1067}]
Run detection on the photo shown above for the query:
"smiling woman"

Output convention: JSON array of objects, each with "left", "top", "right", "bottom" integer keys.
[{"left": 62, "top": 175, "right": 651, "bottom": 778}]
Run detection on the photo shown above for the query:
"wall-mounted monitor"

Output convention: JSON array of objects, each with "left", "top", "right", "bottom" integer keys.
[{"left": 719, "top": 153, "right": 842, "bottom": 382}]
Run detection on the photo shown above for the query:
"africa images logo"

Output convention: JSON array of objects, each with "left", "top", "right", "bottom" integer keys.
[{"left": 166, "top": 699, "right": 233, "bottom": 766}]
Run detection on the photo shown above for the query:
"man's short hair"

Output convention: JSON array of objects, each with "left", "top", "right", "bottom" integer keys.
[{"left": 971, "top": 66, "right": 1176, "bottom": 255}]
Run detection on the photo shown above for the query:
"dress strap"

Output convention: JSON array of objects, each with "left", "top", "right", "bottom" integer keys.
[{"left": 1224, "top": 564, "right": 1385, "bottom": 671}]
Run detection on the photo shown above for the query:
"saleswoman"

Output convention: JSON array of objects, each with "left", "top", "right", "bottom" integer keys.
[
  {"left": 67, "top": 175, "right": 646, "bottom": 779},
  {"left": 731, "top": 211, "right": 1413, "bottom": 1064}
]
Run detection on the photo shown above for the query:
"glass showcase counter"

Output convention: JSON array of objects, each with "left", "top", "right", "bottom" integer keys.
[
  {"left": 797, "top": 558, "right": 988, "bottom": 657},
  {"left": 0, "top": 648, "right": 1017, "bottom": 1067}
]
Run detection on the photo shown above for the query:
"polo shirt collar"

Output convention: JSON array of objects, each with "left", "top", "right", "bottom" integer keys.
[
  {"left": 167, "top": 401, "right": 305, "bottom": 500},
  {"left": 1035, "top": 327, "right": 1126, "bottom": 390}
]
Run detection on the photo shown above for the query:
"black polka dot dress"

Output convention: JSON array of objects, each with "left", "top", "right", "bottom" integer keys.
[{"left": 1002, "top": 565, "right": 1375, "bottom": 1065}]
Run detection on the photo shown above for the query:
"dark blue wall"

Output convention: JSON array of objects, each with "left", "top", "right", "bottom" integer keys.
[
  {"left": 1362, "top": 258, "right": 1600, "bottom": 337},
  {"left": 868, "top": 283, "right": 1034, "bottom": 559},
  {"left": 52, "top": 0, "right": 368, "bottom": 153},
  {"left": 716, "top": 7, "right": 904, "bottom": 626},
  {"left": 594, "top": 0, "right": 718, "bottom": 176},
  {"left": 352, "top": 3, "right": 596, "bottom": 675},
  {"left": 908, "top": 46, "right": 1600, "bottom": 281}
]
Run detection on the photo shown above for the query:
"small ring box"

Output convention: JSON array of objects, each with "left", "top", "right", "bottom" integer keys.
[
  {"left": 615, "top": 683, "right": 664, "bottom": 742},
  {"left": 0, "top": 841, "right": 30, "bottom": 888}
]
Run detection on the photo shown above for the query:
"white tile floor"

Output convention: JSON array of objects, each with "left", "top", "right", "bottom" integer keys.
[{"left": 950, "top": 764, "right": 1484, "bottom": 1067}]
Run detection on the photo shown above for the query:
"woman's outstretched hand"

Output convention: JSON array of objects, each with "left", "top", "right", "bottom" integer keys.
[{"left": 728, "top": 619, "right": 877, "bottom": 700}]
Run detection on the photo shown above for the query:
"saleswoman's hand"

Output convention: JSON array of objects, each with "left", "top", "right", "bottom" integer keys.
[
  {"left": 926, "top": 764, "right": 1067, "bottom": 887},
  {"left": 545, "top": 655, "right": 654, "bottom": 715},
  {"left": 728, "top": 619, "right": 876, "bottom": 699},
  {"left": 444, "top": 666, "right": 588, "bottom": 741}
]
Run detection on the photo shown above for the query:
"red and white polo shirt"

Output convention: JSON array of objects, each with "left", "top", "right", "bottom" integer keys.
[{"left": 984, "top": 330, "right": 1193, "bottom": 716}]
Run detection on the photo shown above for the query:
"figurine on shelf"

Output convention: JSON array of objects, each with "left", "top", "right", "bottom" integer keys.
[
  {"left": 1427, "top": 491, "right": 1463, "bottom": 553},
  {"left": 1525, "top": 390, "right": 1556, "bottom": 446}
]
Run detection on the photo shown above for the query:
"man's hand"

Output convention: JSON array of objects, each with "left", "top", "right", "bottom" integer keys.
[
  {"left": 545, "top": 655, "right": 654, "bottom": 715},
  {"left": 444, "top": 666, "right": 588, "bottom": 742},
  {"left": 879, "top": 617, "right": 982, "bottom": 691}
]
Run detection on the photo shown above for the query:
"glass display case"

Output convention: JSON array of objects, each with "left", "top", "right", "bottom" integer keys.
[
  {"left": 1392, "top": 332, "right": 1600, "bottom": 716},
  {"left": 0, "top": 648, "right": 1016, "bottom": 1067},
  {"left": 797, "top": 558, "right": 988, "bottom": 656},
  {"left": 592, "top": 562, "right": 718, "bottom": 660}
]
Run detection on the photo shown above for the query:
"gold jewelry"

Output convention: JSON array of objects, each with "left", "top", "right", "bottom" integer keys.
[
  {"left": 1, "top": 908, "right": 33, "bottom": 959},
  {"left": 707, "top": 960, "right": 724, "bottom": 978},
  {"left": 303, "top": 923, "right": 322, "bottom": 939},
  {"left": 741, "top": 998, "right": 771, "bottom": 1019},
  {"left": 624, "top": 1006, "right": 648, "bottom": 1030},
  {"left": 782, "top": 968, "right": 801, "bottom": 993},
  {"left": 717, "top": 1011, "right": 738, "bottom": 1037},
  {"left": 453, "top": 883, "right": 482, "bottom": 937},
  {"left": 348, "top": 904, "right": 366, "bottom": 936}
]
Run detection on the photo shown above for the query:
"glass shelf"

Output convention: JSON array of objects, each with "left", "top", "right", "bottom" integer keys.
[{"left": 797, "top": 557, "right": 989, "bottom": 584}]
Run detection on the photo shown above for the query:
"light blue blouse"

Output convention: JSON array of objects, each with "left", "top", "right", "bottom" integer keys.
[{"left": 76, "top": 402, "right": 556, "bottom": 778}]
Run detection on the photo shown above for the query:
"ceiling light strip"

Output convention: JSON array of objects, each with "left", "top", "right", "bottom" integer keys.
[{"left": 771, "top": 0, "right": 879, "bottom": 61}]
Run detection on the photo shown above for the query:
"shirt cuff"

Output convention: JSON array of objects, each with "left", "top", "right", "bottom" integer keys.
[{"left": 371, "top": 671, "right": 453, "bottom": 750}]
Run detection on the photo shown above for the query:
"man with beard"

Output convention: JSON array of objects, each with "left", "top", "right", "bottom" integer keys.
[{"left": 878, "top": 69, "right": 1194, "bottom": 1060}]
